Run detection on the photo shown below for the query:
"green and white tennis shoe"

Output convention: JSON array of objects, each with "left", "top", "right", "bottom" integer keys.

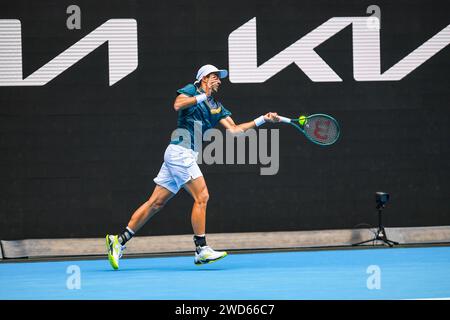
[
  {"left": 106, "top": 235, "right": 125, "bottom": 270},
  {"left": 195, "top": 246, "right": 228, "bottom": 265}
]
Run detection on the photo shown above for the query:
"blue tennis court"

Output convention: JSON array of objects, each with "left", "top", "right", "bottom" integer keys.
[{"left": 1, "top": 246, "right": 449, "bottom": 300}]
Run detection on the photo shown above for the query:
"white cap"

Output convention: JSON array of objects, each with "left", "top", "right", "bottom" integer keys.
[{"left": 195, "top": 64, "right": 228, "bottom": 82}]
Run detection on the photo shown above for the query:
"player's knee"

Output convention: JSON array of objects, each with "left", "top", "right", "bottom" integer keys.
[
  {"left": 195, "top": 190, "right": 209, "bottom": 206},
  {"left": 151, "top": 198, "right": 167, "bottom": 211}
]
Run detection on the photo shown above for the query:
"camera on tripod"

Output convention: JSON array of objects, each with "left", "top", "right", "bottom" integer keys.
[{"left": 353, "top": 191, "right": 398, "bottom": 247}]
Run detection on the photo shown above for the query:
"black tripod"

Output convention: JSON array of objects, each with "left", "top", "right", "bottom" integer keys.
[{"left": 353, "top": 203, "right": 399, "bottom": 247}]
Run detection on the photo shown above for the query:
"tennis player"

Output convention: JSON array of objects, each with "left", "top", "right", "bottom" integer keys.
[{"left": 106, "top": 64, "right": 280, "bottom": 269}]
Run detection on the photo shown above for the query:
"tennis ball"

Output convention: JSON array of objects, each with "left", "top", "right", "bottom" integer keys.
[{"left": 299, "top": 115, "right": 307, "bottom": 126}]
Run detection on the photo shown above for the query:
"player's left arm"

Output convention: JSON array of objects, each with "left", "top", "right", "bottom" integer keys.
[{"left": 220, "top": 112, "right": 280, "bottom": 134}]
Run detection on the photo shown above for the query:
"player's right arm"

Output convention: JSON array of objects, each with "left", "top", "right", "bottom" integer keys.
[
  {"left": 173, "top": 78, "right": 220, "bottom": 111},
  {"left": 173, "top": 94, "right": 198, "bottom": 111}
]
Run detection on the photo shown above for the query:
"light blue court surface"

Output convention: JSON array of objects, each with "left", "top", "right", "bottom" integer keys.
[{"left": 1, "top": 246, "right": 450, "bottom": 300}]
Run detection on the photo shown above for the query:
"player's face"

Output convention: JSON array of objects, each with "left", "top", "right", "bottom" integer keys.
[{"left": 208, "top": 73, "right": 221, "bottom": 92}]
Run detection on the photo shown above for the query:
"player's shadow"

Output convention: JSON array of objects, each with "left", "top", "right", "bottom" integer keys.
[{"left": 95, "top": 265, "right": 228, "bottom": 272}]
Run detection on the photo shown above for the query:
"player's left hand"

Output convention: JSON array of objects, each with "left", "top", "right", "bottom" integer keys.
[{"left": 264, "top": 112, "right": 280, "bottom": 123}]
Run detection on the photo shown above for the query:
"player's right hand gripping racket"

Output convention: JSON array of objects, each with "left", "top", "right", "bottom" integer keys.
[{"left": 278, "top": 114, "right": 340, "bottom": 146}]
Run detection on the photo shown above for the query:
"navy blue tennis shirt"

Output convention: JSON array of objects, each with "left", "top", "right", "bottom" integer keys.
[{"left": 170, "top": 83, "right": 232, "bottom": 150}]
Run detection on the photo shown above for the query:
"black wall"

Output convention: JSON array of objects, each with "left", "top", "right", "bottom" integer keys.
[{"left": 1, "top": 0, "right": 449, "bottom": 239}]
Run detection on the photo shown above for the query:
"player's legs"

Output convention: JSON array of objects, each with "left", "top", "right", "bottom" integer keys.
[
  {"left": 106, "top": 184, "right": 174, "bottom": 270},
  {"left": 183, "top": 176, "right": 227, "bottom": 264},
  {"left": 127, "top": 185, "right": 174, "bottom": 233},
  {"left": 183, "top": 176, "right": 209, "bottom": 235}
]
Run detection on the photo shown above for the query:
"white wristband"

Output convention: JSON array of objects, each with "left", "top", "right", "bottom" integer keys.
[
  {"left": 254, "top": 115, "right": 266, "bottom": 127},
  {"left": 195, "top": 93, "right": 207, "bottom": 104}
]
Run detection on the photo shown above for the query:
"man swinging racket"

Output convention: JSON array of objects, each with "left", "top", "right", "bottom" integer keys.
[{"left": 106, "top": 64, "right": 280, "bottom": 269}]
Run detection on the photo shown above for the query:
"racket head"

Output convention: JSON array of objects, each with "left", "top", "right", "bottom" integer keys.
[{"left": 294, "top": 113, "right": 340, "bottom": 145}]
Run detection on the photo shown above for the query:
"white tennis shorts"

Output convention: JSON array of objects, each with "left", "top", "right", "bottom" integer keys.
[{"left": 153, "top": 144, "right": 203, "bottom": 194}]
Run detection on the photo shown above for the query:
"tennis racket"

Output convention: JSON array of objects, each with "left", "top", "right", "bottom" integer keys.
[{"left": 278, "top": 114, "right": 340, "bottom": 146}]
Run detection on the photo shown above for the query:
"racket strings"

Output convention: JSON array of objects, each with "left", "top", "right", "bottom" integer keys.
[{"left": 303, "top": 117, "right": 339, "bottom": 145}]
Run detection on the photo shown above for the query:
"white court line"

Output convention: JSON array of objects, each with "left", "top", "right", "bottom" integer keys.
[{"left": 408, "top": 297, "right": 450, "bottom": 300}]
